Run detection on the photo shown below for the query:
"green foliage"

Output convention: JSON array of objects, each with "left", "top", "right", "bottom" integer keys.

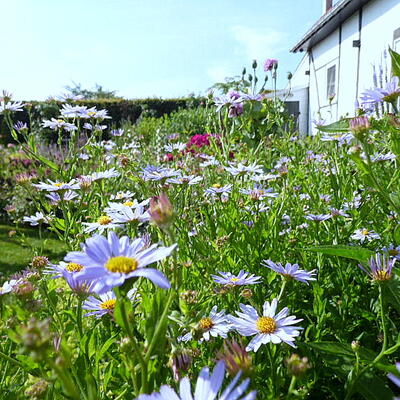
[
  {"left": 64, "top": 82, "right": 122, "bottom": 100},
  {"left": 389, "top": 47, "right": 400, "bottom": 78}
]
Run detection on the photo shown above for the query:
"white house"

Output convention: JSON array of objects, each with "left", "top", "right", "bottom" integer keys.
[{"left": 288, "top": 0, "right": 400, "bottom": 134}]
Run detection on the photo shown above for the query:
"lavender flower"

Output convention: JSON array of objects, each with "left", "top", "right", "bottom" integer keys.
[
  {"left": 211, "top": 270, "right": 262, "bottom": 286},
  {"left": 82, "top": 288, "right": 139, "bottom": 318},
  {"left": 262, "top": 260, "right": 316, "bottom": 284},
  {"left": 358, "top": 254, "right": 395, "bottom": 282},
  {"left": 135, "top": 361, "right": 256, "bottom": 400},
  {"left": 229, "top": 299, "right": 303, "bottom": 352},
  {"left": 351, "top": 228, "right": 380, "bottom": 243},
  {"left": 360, "top": 76, "right": 400, "bottom": 110},
  {"left": 263, "top": 58, "right": 278, "bottom": 72},
  {"left": 66, "top": 231, "right": 176, "bottom": 293},
  {"left": 305, "top": 214, "right": 332, "bottom": 222}
]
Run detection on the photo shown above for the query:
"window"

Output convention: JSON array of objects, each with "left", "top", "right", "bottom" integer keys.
[{"left": 327, "top": 65, "right": 336, "bottom": 100}]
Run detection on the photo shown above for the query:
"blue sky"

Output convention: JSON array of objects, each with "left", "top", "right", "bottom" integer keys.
[{"left": 1, "top": 0, "right": 322, "bottom": 100}]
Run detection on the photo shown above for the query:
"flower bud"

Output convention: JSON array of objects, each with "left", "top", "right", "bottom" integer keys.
[
  {"left": 25, "top": 378, "right": 48, "bottom": 398},
  {"left": 149, "top": 192, "right": 174, "bottom": 230},
  {"left": 351, "top": 340, "right": 360, "bottom": 353},
  {"left": 217, "top": 340, "right": 253, "bottom": 377},
  {"left": 349, "top": 116, "right": 370, "bottom": 140},
  {"left": 252, "top": 59, "right": 257, "bottom": 69},
  {"left": 240, "top": 288, "right": 253, "bottom": 299},
  {"left": 169, "top": 349, "right": 192, "bottom": 381},
  {"left": 20, "top": 318, "right": 52, "bottom": 360},
  {"left": 285, "top": 353, "right": 310, "bottom": 376},
  {"left": 119, "top": 337, "right": 132, "bottom": 352},
  {"left": 31, "top": 256, "right": 49, "bottom": 269},
  {"left": 242, "top": 67, "right": 247, "bottom": 76}
]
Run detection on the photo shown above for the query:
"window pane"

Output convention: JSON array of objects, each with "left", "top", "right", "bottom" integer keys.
[{"left": 327, "top": 65, "right": 336, "bottom": 99}]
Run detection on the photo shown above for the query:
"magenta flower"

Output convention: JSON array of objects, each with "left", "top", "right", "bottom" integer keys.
[{"left": 264, "top": 58, "right": 278, "bottom": 72}]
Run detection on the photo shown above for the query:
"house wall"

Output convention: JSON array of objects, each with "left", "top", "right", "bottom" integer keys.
[{"left": 291, "top": 0, "right": 400, "bottom": 134}]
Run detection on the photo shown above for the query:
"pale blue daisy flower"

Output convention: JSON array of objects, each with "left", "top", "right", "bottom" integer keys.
[
  {"left": 305, "top": 214, "right": 332, "bottom": 222},
  {"left": 388, "top": 362, "right": 400, "bottom": 400},
  {"left": 229, "top": 299, "right": 303, "bottom": 352},
  {"left": 23, "top": 212, "right": 50, "bottom": 226},
  {"left": 358, "top": 254, "right": 395, "bottom": 282},
  {"left": 261, "top": 260, "right": 316, "bottom": 284},
  {"left": 66, "top": 232, "right": 176, "bottom": 293},
  {"left": 211, "top": 270, "right": 262, "bottom": 286},
  {"left": 33, "top": 179, "right": 80, "bottom": 192},
  {"left": 82, "top": 288, "right": 139, "bottom": 318},
  {"left": 225, "top": 162, "right": 263, "bottom": 176},
  {"left": 351, "top": 228, "right": 380, "bottom": 243},
  {"left": 136, "top": 360, "right": 256, "bottom": 400},
  {"left": 180, "top": 306, "right": 231, "bottom": 343}
]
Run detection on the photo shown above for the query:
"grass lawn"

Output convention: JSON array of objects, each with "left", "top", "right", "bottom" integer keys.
[{"left": 0, "top": 223, "right": 67, "bottom": 277}]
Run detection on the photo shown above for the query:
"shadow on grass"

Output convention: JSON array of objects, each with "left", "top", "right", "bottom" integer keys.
[{"left": 0, "top": 223, "right": 67, "bottom": 276}]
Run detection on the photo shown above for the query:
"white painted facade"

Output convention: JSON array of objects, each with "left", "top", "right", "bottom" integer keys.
[{"left": 289, "top": 0, "right": 400, "bottom": 134}]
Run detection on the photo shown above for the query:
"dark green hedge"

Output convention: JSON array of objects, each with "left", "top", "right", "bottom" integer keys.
[{"left": 0, "top": 97, "right": 204, "bottom": 143}]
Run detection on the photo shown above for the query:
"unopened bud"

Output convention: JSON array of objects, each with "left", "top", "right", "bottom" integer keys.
[
  {"left": 217, "top": 340, "right": 253, "bottom": 377},
  {"left": 149, "top": 192, "right": 174, "bottom": 230},
  {"left": 351, "top": 340, "right": 360, "bottom": 353},
  {"left": 285, "top": 354, "right": 310, "bottom": 376},
  {"left": 240, "top": 288, "right": 253, "bottom": 298},
  {"left": 25, "top": 378, "right": 49, "bottom": 398},
  {"left": 31, "top": 256, "right": 49, "bottom": 269},
  {"left": 252, "top": 60, "right": 257, "bottom": 69}
]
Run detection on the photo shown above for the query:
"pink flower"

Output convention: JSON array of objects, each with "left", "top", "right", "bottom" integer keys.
[
  {"left": 187, "top": 134, "right": 211, "bottom": 148},
  {"left": 264, "top": 58, "right": 278, "bottom": 72}
]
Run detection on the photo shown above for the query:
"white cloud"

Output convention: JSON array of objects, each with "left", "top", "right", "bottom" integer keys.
[{"left": 230, "top": 25, "right": 288, "bottom": 61}]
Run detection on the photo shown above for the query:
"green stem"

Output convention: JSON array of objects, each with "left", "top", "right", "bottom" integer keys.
[{"left": 145, "top": 290, "right": 174, "bottom": 363}]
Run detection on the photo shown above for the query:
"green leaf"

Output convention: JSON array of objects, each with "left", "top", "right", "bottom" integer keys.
[
  {"left": 305, "top": 245, "right": 374, "bottom": 263},
  {"left": 96, "top": 334, "right": 118, "bottom": 362},
  {"left": 389, "top": 47, "right": 400, "bottom": 78},
  {"left": 355, "top": 371, "right": 394, "bottom": 400},
  {"left": 317, "top": 119, "right": 350, "bottom": 133},
  {"left": 307, "top": 341, "right": 354, "bottom": 357},
  {"left": 393, "top": 224, "right": 400, "bottom": 244},
  {"left": 383, "top": 275, "right": 400, "bottom": 313}
]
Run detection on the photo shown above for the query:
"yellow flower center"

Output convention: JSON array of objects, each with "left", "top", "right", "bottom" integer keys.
[
  {"left": 105, "top": 256, "right": 138, "bottom": 274},
  {"left": 230, "top": 277, "right": 239, "bottom": 282},
  {"left": 88, "top": 111, "right": 96, "bottom": 116},
  {"left": 213, "top": 184, "right": 221, "bottom": 189},
  {"left": 54, "top": 182, "right": 66, "bottom": 187},
  {"left": 373, "top": 270, "right": 392, "bottom": 282},
  {"left": 333, "top": 134, "right": 341, "bottom": 139},
  {"left": 256, "top": 316, "right": 277, "bottom": 334},
  {"left": 123, "top": 201, "right": 134, "bottom": 207},
  {"left": 66, "top": 262, "right": 84, "bottom": 272},
  {"left": 100, "top": 299, "right": 117, "bottom": 310},
  {"left": 389, "top": 249, "right": 399, "bottom": 256},
  {"left": 199, "top": 317, "right": 214, "bottom": 331},
  {"left": 97, "top": 215, "right": 112, "bottom": 225},
  {"left": 361, "top": 229, "right": 369, "bottom": 235}
]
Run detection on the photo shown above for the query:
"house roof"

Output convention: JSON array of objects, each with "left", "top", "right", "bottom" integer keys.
[{"left": 290, "top": 0, "right": 372, "bottom": 53}]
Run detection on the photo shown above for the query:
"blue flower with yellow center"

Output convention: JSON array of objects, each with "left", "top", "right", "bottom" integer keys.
[{"left": 65, "top": 232, "right": 176, "bottom": 294}]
